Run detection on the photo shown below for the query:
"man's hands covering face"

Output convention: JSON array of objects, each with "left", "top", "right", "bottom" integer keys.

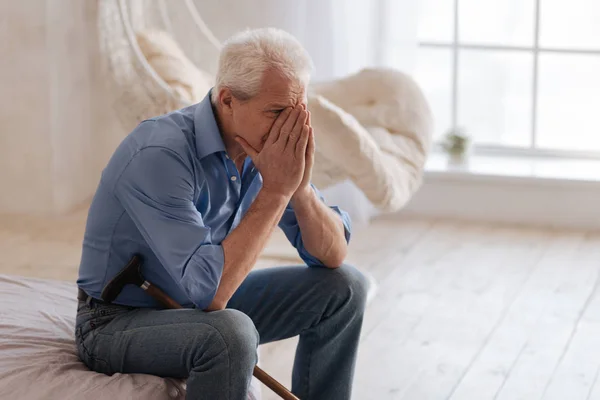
[{"left": 236, "top": 104, "right": 313, "bottom": 199}]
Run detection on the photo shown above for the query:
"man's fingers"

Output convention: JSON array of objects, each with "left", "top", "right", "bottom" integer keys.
[
  {"left": 287, "top": 109, "right": 308, "bottom": 147},
  {"left": 293, "top": 110, "right": 309, "bottom": 134},
  {"left": 266, "top": 107, "right": 293, "bottom": 146},
  {"left": 307, "top": 110, "right": 311, "bottom": 127},
  {"left": 306, "top": 126, "right": 315, "bottom": 157},
  {"left": 295, "top": 124, "right": 310, "bottom": 156},
  {"left": 278, "top": 106, "right": 302, "bottom": 144},
  {"left": 235, "top": 136, "right": 259, "bottom": 159}
]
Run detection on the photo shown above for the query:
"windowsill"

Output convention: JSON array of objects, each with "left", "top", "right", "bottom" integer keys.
[
  {"left": 403, "top": 151, "right": 600, "bottom": 230},
  {"left": 424, "top": 151, "right": 600, "bottom": 186}
]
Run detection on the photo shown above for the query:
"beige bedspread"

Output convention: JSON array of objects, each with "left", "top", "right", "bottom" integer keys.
[{"left": 0, "top": 274, "right": 261, "bottom": 400}]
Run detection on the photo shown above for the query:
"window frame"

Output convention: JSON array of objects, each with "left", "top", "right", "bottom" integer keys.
[{"left": 419, "top": 0, "right": 600, "bottom": 159}]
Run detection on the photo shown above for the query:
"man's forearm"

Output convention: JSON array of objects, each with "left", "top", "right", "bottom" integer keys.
[
  {"left": 290, "top": 187, "right": 348, "bottom": 268},
  {"left": 206, "top": 190, "right": 289, "bottom": 310}
]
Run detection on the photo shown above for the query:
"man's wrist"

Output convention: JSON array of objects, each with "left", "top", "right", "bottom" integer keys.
[
  {"left": 290, "top": 185, "right": 314, "bottom": 208},
  {"left": 259, "top": 188, "right": 292, "bottom": 208}
]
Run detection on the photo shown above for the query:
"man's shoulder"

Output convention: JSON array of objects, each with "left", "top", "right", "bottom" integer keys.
[
  {"left": 101, "top": 106, "right": 199, "bottom": 187},
  {"left": 134, "top": 106, "right": 197, "bottom": 153}
]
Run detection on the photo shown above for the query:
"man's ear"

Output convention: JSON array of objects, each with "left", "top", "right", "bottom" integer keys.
[{"left": 218, "top": 88, "right": 234, "bottom": 114}]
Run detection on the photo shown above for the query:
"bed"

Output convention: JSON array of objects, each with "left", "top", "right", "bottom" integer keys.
[{"left": 0, "top": 274, "right": 261, "bottom": 399}]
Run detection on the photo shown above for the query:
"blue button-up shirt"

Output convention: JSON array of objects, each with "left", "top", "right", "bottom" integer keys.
[{"left": 77, "top": 92, "right": 351, "bottom": 309}]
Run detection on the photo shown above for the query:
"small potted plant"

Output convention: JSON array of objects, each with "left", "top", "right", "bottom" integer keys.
[{"left": 441, "top": 128, "right": 472, "bottom": 165}]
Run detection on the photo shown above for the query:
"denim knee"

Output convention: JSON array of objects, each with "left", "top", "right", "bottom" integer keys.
[
  {"left": 324, "top": 264, "right": 369, "bottom": 314},
  {"left": 208, "top": 309, "right": 259, "bottom": 366}
]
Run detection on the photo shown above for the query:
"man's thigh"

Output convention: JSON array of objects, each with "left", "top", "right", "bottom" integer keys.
[
  {"left": 226, "top": 264, "right": 363, "bottom": 344},
  {"left": 75, "top": 301, "right": 252, "bottom": 377}
]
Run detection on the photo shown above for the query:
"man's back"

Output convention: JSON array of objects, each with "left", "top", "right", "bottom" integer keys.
[{"left": 77, "top": 97, "right": 262, "bottom": 309}]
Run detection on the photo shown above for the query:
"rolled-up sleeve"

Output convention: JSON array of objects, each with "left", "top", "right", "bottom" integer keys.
[
  {"left": 113, "top": 146, "right": 223, "bottom": 309},
  {"left": 278, "top": 184, "right": 352, "bottom": 267}
]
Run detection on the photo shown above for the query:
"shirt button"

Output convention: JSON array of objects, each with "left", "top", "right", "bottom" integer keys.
[{"left": 230, "top": 176, "right": 237, "bottom": 182}]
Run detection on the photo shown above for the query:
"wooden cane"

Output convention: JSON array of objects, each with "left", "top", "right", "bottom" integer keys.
[{"left": 101, "top": 256, "right": 299, "bottom": 400}]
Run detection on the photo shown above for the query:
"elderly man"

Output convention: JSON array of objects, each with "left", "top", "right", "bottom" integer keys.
[{"left": 75, "top": 28, "right": 368, "bottom": 400}]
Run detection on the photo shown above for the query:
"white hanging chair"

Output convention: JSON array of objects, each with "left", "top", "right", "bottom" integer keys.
[
  {"left": 97, "top": 0, "right": 218, "bottom": 127},
  {"left": 97, "top": 0, "right": 433, "bottom": 214}
]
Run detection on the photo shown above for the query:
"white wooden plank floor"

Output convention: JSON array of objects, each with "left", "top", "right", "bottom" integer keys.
[
  {"left": 260, "top": 221, "right": 600, "bottom": 400},
  {"left": 1, "top": 210, "right": 599, "bottom": 400}
]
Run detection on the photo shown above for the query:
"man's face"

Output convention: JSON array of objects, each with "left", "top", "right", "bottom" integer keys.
[{"left": 229, "top": 69, "right": 306, "bottom": 153}]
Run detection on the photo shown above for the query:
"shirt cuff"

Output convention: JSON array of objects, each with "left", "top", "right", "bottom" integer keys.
[
  {"left": 179, "top": 244, "right": 225, "bottom": 309},
  {"left": 330, "top": 205, "right": 352, "bottom": 244}
]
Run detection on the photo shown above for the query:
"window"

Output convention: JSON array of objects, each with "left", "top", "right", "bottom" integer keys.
[{"left": 415, "top": 0, "right": 600, "bottom": 156}]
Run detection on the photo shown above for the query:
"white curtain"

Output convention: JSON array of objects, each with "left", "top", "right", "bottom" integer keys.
[
  {"left": 195, "top": 0, "right": 419, "bottom": 225},
  {"left": 314, "top": 0, "right": 419, "bottom": 226}
]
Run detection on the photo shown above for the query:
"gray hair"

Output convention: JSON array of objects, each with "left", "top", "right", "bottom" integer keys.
[{"left": 211, "top": 28, "right": 314, "bottom": 103}]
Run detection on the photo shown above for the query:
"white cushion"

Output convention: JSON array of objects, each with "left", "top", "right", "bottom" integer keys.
[
  {"left": 136, "top": 30, "right": 213, "bottom": 105},
  {"left": 309, "top": 68, "right": 433, "bottom": 211}
]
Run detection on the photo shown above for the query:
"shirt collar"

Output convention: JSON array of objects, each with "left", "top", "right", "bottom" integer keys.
[{"left": 193, "top": 89, "right": 227, "bottom": 160}]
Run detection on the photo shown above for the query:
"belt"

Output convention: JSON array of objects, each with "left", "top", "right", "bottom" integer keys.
[{"left": 77, "top": 288, "right": 107, "bottom": 304}]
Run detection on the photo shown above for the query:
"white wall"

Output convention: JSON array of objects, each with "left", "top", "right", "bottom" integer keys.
[
  {"left": 0, "top": 1, "right": 124, "bottom": 215},
  {"left": 1, "top": 1, "right": 54, "bottom": 214}
]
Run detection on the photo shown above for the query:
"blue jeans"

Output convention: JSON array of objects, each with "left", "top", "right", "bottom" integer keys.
[{"left": 75, "top": 264, "right": 368, "bottom": 400}]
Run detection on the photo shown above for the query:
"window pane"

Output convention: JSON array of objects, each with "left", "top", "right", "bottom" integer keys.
[
  {"left": 417, "top": 0, "right": 454, "bottom": 43},
  {"left": 457, "top": 50, "right": 533, "bottom": 147},
  {"left": 459, "top": 0, "right": 535, "bottom": 46},
  {"left": 458, "top": 0, "right": 535, "bottom": 46},
  {"left": 540, "top": 0, "right": 600, "bottom": 49},
  {"left": 537, "top": 54, "right": 600, "bottom": 151},
  {"left": 414, "top": 48, "right": 453, "bottom": 140}
]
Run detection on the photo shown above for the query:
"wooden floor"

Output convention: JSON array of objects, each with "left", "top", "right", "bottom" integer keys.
[{"left": 2, "top": 211, "right": 600, "bottom": 400}]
